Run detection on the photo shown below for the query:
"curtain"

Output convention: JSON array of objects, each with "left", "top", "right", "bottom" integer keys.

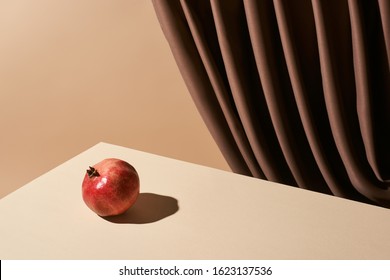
[{"left": 152, "top": 0, "right": 390, "bottom": 207}]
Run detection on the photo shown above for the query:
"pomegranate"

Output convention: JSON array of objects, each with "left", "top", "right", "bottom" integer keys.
[{"left": 82, "top": 158, "right": 140, "bottom": 216}]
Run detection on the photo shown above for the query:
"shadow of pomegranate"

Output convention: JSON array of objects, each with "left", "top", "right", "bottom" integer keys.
[{"left": 103, "top": 192, "right": 179, "bottom": 224}]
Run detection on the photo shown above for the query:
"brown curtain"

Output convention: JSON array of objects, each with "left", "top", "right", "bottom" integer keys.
[{"left": 152, "top": 0, "right": 390, "bottom": 207}]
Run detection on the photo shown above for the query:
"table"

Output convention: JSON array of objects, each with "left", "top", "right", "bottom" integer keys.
[{"left": 1, "top": 142, "right": 390, "bottom": 259}]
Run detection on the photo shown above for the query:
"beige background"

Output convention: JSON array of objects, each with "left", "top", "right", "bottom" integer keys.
[{"left": 0, "top": 0, "right": 230, "bottom": 198}]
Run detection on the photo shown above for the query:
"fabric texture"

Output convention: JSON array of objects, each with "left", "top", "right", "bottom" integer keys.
[{"left": 152, "top": 0, "right": 390, "bottom": 207}]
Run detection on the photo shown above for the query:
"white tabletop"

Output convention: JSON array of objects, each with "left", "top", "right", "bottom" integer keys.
[{"left": 1, "top": 142, "right": 390, "bottom": 259}]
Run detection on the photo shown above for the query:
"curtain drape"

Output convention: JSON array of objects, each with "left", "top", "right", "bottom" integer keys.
[{"left": 152, "top": 0, "right": 390, "bottom": 207}]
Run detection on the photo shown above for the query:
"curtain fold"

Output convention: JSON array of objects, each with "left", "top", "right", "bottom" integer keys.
[{"left": 152, "top": 0, "right": 390, "bottom": 207}]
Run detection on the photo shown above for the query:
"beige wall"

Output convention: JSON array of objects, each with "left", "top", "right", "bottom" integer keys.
[{"left": 0, "top": 0, "right": 230, "bottom": 198}]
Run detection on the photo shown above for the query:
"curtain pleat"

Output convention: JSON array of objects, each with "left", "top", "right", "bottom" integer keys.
[
  {"left": 265, "top": 0, "right": 357, "bottom": 198},
  {"left": 377, "top": 0, "right": 390, "bottom": 182},
  {"left": 152, "top": 0, "right": 253, "bottom": 176},
  {"left": 152, "top": 0, "right": 390, "bottom": 207},
  {"left": 181, "top": 0, "right": 266, "bottom": 179}
]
